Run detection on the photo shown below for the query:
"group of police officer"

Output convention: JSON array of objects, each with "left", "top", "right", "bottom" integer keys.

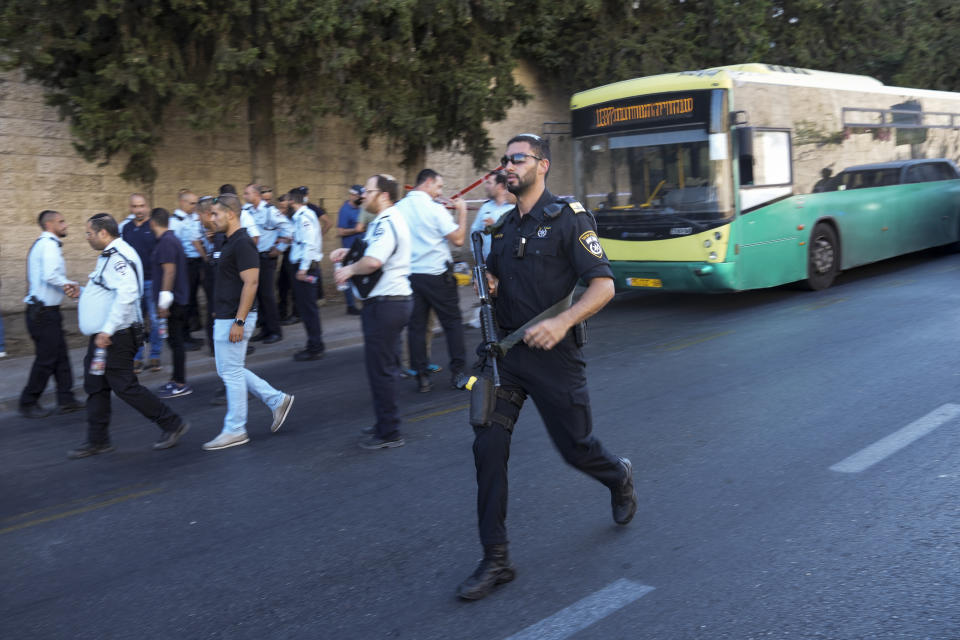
[{"left": 17, "top": 133, "right": 638, "bottom": 601}]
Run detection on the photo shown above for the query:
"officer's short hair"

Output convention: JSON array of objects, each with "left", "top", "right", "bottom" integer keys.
[
  {"left": 287, "top": 189, "right": 306, "bottom": 205},
  {"left": 507, "top": 133, "right": 551, "bottom": 163},
  {"left": 88, "top": 213, "right": 119, "bottom": 238},
  {"left": 150, "top": 207, "right": 170, "bottom": 227},
  {"left": 219, "top": 184, "right": 237, "bottom": 195},
  {"left": 38, "top": 210, "right": 59, "bottom": 229},
  {"left": 214, "top": 193, "right": 242, "bottom": 214},
  {"left": 414, "top": 169, "right": 440, "bottom": 187},
  {"left": 373, "top": 174, "right": 400, "bottom": 203},
  {"left": 196, "top": 195, "right": 215, "bottom": 213},
  {"left": 490, "top": 171, "right": 508, "bottom": 187}
]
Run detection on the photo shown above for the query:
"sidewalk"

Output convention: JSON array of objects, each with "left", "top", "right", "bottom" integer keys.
[{"left": 0, "top": 287, "right": 479, "bottom": 414}]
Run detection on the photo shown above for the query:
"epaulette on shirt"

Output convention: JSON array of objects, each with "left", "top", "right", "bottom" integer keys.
[
  {"left": 485, "top": 209, "right": 513, "bottom": 234},
  {"left": 544, "top": 197, "right": 588, "bottom": 219}
]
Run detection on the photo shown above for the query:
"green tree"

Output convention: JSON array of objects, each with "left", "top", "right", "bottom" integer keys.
[{"left": 0, "top": 0, "right": 528, "bottom": 186}]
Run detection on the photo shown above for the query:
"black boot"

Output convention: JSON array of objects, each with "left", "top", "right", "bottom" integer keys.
[
  {"left": 456, "top": 544, "right": 515, "bottom": 600},
  {"left": 611, "top": 457, "right": 639, "bottom": 525}
]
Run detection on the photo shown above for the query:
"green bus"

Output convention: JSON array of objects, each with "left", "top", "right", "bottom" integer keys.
[{"left": 570, "top": 63, "right": 960, "bottom": 291}]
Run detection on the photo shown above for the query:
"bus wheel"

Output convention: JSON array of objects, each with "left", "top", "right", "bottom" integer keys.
[{"left": 805, "top": 223, "right": 839, "bottom": 290}]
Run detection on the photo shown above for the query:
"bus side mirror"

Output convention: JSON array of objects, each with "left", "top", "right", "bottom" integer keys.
[{"left": 736, "top": 127, "right": 755, "bottom": 186}]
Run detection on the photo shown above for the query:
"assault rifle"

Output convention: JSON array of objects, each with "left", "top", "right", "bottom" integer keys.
[{"left": 471, "top": 230, "right": 500, "bottom": 388}]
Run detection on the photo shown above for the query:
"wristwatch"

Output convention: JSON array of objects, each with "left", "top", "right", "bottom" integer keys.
[{"left": 234, "top": 318, "right": 245, "bottom": 326}]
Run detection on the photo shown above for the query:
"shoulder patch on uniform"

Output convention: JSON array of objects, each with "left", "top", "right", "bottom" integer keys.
[
  {"left": 568, "top": 200, "right": 586, "bottom": 214},
  {"left": 578, "top": 231, "right": 604, "bottom": 259},
  {"left": 373, "top": 223, "right": 385, "bottom": 237},
  {"left": 114, "top": 260, "right": 128, "bottom": 275}
]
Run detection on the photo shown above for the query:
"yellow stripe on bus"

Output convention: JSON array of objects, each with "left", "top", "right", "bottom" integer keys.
[{"left": 601, "top": 223, "right": 732, "bottom": 263}]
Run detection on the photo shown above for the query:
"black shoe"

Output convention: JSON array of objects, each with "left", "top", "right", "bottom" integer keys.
[
  {"left": 154, "top": 421, "right": 190, "bottom": 450},
  {"left": 246, "top": 345, "right": 256, "bottom": 355},
  {"left": 281, "top": 316, "right": 301, "bottom": 326},
  {"left": 611, "top": 457, "right": 639, "bottom": 525},
  {"left": 346, "top": 307, "right": 361, "bottom": 316},
  {"left": 451, "top": 372, "right": 470, "bottom": 390},
  {"left": 57, "top": 400, "right": 86, "bottom": 414},
  {"left": 19, "top": 404, "right": 52, "bottom": 419},
  {"left": 250, "top": 331, "right": 268, "bottom": 342},
  {"left": 358, "top": 434, "right": 405, "bottom": 450},
  {"left": 360, "top": 425, "right": 376, "bottom": 435},
  {"left": 293, "top": 349, "right": 323, "bottom": 361},
  {"left": 210, "top": 387, "right": 227, "bottom": 406},
  {"left": 262, "top": 333, "right": 282, "bottom": 345},
  {"left": 456, "top": 544, "right": 516, "bottom": 600},
  {"left": 417, "top": 373, "right": 432, "bottom": 393},
  {"left": 68, "top": 442, "right": 116, "bottom": 459}
]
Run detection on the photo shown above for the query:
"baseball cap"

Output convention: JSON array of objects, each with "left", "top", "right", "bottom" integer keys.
[{"left": 349, "top": 184, "right": 364, "bottom": 195}]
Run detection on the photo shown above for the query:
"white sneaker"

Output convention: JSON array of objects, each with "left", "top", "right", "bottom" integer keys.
[
  {"left": 0, "top": 351, "right": 7, "bottom": 358},
  {"left": 202, "top": 431, "right": 250, "bottom": 451},
  {"left": 270, "top": 394, "right": 295, "bottom": 433}
]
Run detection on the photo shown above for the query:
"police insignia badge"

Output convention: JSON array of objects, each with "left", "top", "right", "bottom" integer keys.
[
  {"left": 537, "top": 227, "right": 547, "bottom": 238},
  {"left": 579, "top": 231, "right": 604, "bottom": 258},
  {"left": 373, "top": 223, "right": 385, "bottom": 237}
]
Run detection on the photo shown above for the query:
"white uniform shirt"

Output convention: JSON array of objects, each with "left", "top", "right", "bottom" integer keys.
[
  {"left": 395, "top": 190, "right": 457, "bottom": 276},
  {"left": 239, "top": 209, "right": 261, "bottom": 248},
  {"left": 25, "top": 231, "right": 70, "bottom": 306},
  {"left": 289, "top": 205, "right": 323, "bottom": 271},
  {"left": 471, "top": 199, "right": 515, "bottom": 260},
  {"left": 77, "top": 237, "right": 144, "bottom": 336},
  {"left": 172, "top": 209, "right": 202, "bottom": 258},
  {"left": 357, "top": 206, "right": 412, "bottom": 299},
  {"left": 246, "top": 201, "right": 293, "bottom": 253}
]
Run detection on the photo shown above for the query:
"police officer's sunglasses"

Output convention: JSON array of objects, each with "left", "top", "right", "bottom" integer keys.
[{"left": 500, "top": 153, "right": 543, "bottom": 166}]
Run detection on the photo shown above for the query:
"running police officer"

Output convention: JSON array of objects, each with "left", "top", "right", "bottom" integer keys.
[
  {"left": 287, "top": 188, "right": 325, "bottom": 360},
  {"left": 19, "top": 210, "right": 84, "bottom": 418},
  {"left": 332, "top": 174, "right": 412, "bottom": 450},
  {"left": 72, "top": 213, "right": 189, "bottom": 459},
  {"left": 243, "top": 183, "right": 292, "bottom": 344},
  {"left": 456, "top": 134, "right": 638, "bottom": 600}
]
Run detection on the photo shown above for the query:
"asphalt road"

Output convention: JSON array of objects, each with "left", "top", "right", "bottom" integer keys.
[{"left": 3, "top": 248, "right": 960, "bottom": 639}]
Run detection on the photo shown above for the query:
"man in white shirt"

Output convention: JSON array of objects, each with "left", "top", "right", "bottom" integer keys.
[
  {"left": 395, "top": 169, "right": 469, "bottom": 392},
  {"left": 172, "top": 189, "right": 206, "bottom": 344},
  {"left": 71, "top": 213, "right": 188, "bottom": 459},
  {"left": 333, "top": 174, "right": 412, "bottom": 450},
  {"left": 19, "top": 210, "right": 84, "bottom": 418},
  {"left": 242, "top": 183, "right": 293, "bottom": 344},
  {"left": 287, "top": 188, "right": 325, "bottom": 360},
  {"left": 467, "top": 171, "right": 515, "bottom": 328}
]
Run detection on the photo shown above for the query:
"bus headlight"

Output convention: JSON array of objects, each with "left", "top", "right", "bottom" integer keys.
[
  {"left": 714, "top": 231, "right": 722, "bottom": 240},
  {"left": 703, "top": 239, "right": 712, "bottom": 248},
  {"left": 709, "top": 252, "right": 718, "bottom": 260}
]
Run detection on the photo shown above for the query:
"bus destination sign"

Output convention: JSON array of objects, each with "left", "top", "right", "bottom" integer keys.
[{"left": 572, "top": 90, "right": 712, "bottom": 137}]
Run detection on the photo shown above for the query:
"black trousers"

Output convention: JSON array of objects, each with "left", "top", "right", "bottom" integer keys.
[
  {"left": 185, "top": 257, "right": 203, "bottom": 334},
  {"left": 165, "top": 303, "right": 186, "bottom": 383},
  {"left": 408, "top": 273, "right": 466, "bottom": 375},
  {"left": 20, "top": 306, "right": 76, "bottom": 407},
  {"left": 292, "top": 274, "right": 324, "bottom": 353},
  {"left": 277, "top": 254, "right": 297, "bottom": 319},
  {"left": 83, "top": 329, "right": 182, "bottom": 445},
  {"left": 256, "top": 254, "right": 282, "bottom": 336},
  {"left": 472, "top": 334, "right": 625, "bottom": 546},
  {"left": 362, "top": 298, "right": 412, "bottom": 439}
]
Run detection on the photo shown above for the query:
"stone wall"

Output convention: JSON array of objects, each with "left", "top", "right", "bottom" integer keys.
[{"left": 0, "top": 61, "right": 572, "bottom": 314}]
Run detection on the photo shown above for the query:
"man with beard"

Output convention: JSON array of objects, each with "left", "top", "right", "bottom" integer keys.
[
  {"left": 19, "top": 210, "right": 84, "bottom": 418},
  {"left": 456, "top": 133, "right": 638, "bottom": 600}
]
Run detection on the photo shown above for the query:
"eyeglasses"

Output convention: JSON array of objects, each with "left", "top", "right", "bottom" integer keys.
[
  {"left": 500, "top": 153, "right": 543, "bottom": 167},
  {"left": 364, "top": 188, "right": 380, "bottom": 194}
]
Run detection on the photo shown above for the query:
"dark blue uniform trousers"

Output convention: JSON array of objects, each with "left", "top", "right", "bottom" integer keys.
[
  {"left": 362, "top": 298, "right": 413, "bottom": 439},
  {"left": 472, "top": 332, "right": 624, "bottom": 546},
  {"left": 20, "top": 306, "right": 76, "bottom": 408}
]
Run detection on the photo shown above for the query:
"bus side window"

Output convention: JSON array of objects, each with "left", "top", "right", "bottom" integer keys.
[{"left": 904, "top": 165, "right": 926, "bottom": 184}]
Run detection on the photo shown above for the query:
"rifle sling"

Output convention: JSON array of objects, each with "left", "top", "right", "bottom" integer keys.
[{"left": 495, "top": 289, "right": 575, "bottom": 355}]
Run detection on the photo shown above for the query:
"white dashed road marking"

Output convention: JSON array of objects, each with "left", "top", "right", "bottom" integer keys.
[
  {"left": 503, "top": 578, "right": 654, "bottom": 640},
  {"left": 830, "top": 403, "right": 960, "bottom": 473}
]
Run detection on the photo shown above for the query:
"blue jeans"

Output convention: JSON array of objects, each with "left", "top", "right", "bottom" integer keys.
[
  {"left": 213, "top": 312, "right": 284, "bottom": 435},
  {"left": 135, "top": 280, "right": 163, "bottom": 361}
]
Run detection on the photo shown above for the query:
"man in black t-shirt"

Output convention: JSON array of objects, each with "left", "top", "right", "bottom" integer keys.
[
  {"left": 149, "top": 208, "right": 193, "bottom": 399},
  {"left": 202, "top": 193, "right": 295, "bottom": 451}
]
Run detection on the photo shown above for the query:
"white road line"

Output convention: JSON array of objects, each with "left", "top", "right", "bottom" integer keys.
[
  {"left": 504, "top": 578, "right": 654, "bottom": 640},
  {"left": 830, "top": 403, "right": 960, "bottom": 473}
]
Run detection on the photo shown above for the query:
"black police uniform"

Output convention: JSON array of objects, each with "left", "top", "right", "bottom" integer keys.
[{"left": 474, "top": 189, "right": 627, "bottom": 546}]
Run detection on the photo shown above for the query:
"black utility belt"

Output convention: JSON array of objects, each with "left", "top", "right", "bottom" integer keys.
[
  {"left": 365, "top": 295, "right": 412, "bottom": 303},
  {"left": 259, "top": 251, "right": 275, "bottom": 258}
]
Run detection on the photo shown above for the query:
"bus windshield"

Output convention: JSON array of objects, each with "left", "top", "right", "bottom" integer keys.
[{"left": 574, "top": 129, "right": 733, "bottom": 233}]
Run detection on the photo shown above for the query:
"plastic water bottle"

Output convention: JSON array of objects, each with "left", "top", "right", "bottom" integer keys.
[
  {"left": 90, "top": 347, "right": 107, "bottom": 376},
  {"left": 304, "top": 275, "right": 318, "bottom": 284},
  {"left": 334, "top": 262, "right": 349, "bottom": 291},
  {"left": 157, "top": 317, "right": 168, "bottom": 340}
]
